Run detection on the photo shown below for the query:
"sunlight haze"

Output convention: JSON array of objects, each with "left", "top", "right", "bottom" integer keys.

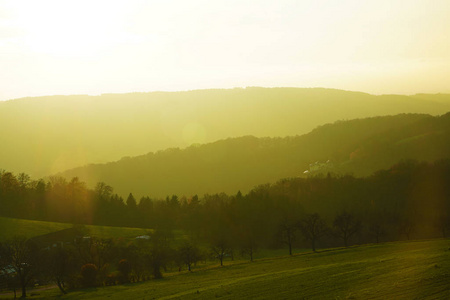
[
  {"left": 0, "top": 0, "right": 449, "bottom": 101},
  {"left": 2, "top": 2, "right": 450, "bottom": 298}
]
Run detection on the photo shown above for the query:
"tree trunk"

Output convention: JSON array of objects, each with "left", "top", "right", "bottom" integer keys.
[
  {"left": 153, "top": 263, "right": 162, "bottom": 279},
  {"left": 312, "top": 238, "right": 316, "bottom": 252},
  {"left": 21, "top": 285, "right": 26, "bottom": 298},
  {"left": 20, "top": 277, "right": 26, "bottom": 299},
  {"left": 56, "top": 278, "right": 67, "bottom": 294}
]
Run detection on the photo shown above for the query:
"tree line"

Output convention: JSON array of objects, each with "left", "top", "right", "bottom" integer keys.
[
  {"left": 1, "top": 159, "right": 449, "bottom": 242},
  {"left": 0, "top": 229, "right": 204, "bottom": 298}
]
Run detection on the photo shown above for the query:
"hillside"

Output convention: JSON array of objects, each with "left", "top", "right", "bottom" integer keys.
[
  {"left": 1, "top": 88, "right": 450, "bottom": 177},
  {"left": 0, "top": 216, "right": 149, "bottom": 241},
  {"left": 9, "top": 239, "right": 450, "bottom": 299},
  {"left": 58, "top": 113, "right": 450, "bottom": 199}
]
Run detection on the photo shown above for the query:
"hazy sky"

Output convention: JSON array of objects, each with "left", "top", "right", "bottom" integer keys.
[{"left": 1, "top": 0, "right": 449, "bottom": 101}]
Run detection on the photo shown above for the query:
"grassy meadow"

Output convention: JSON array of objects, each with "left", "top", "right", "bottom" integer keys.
[
  {"left": 0, "top": 217, "right": 150, "bottom": 241},
  {"left": 2, "top": 238, "right": 448, "bottom": 299}
]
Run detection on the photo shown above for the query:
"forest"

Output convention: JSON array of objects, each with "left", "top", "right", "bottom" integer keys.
[
  {"left": 2, "top": 159, "right": 450, "bottom": 242},
  {"left": 58, "top": 112, "right": 450, "bottom": 198}
]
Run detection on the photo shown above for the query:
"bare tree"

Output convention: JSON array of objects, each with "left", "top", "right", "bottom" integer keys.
[
  {"left": 367, "top": 213, "right": 386, "bottom": 244},
  {"left": 43, "top": 246, "right": 79, "bottom": 294},
  {"left": 210, "top": 238, "right": 231, "bottom": 267},
  {"left": 436, "top": 213, "right": 450, "bottom": 238},
  {"left": 369, "top": 223, "right": 385, "bottom": 244},
  {"left": 178, "top": 241, "right": 202, "bottom": 271},
  {"left": 146, "top": 230, "right": 172, "bottom": 279},
  {"left": 279, "top": 218, "right": 297, "bottom": 255},
  {"left": 74, "top": 237, "right": 115, "bottom": 285},
  {"left": 239, "top": 235, "right": 257, "bottom": 262},
  {"left": 125, "top": 243, "right": 148, "bottom": 282},
  {"left": 0, "top": 238, "right": 41, "bottom": 298},
  {"left": 299, "top": 213, "right": 329, "bottom": 252},
  {"left": 399, "top": 219, "right": 415, "bottom": 240},
  {"left": 333, "top": 212, "right": 362, "bottom": 247}
]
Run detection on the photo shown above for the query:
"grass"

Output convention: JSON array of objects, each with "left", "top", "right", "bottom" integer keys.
[
  {"left": 84, "top": 224, "right": 151, "bottom": 240},
  {"left": 3, "top": 238, "right": 448, "bottom": 299},
  {"left": 0, "top": 217, "right": 71, "bottom": 240},
  {"left": 0, "top": 217, "right": 151, "bottom": 241}
]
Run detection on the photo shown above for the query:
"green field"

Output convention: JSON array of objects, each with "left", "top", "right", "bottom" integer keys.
[
  {"left": 0, "top": 217, "right": 150, "bottom": 241},
  {"left": 2, "top": 238, "right": 448, "bottom": 299}
]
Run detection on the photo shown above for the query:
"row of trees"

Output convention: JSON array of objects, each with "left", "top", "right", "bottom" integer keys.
[
  {"left": 0, "top": 229, "right": 206, "bottom": 298},
  {"left": 0, "top": 205, "right": 439, "bottom": 298},
  {"left": 0, "top": 210, "right": 364, "bottom": 298}
]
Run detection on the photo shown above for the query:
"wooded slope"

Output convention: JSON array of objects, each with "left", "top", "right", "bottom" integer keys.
[
  {"left": 59, "top": 113, "right": 450, "bottom": 198},
  {"left": 1, "top": 88, "right": 449, "bottom": 177}
]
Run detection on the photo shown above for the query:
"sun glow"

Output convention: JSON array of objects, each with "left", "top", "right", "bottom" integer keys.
[
  {"left": 9, "top": 1, "right": 129, "bottom": 57},
  {"left": 0, "top": 0, "right": 449, "bottom": 100}
]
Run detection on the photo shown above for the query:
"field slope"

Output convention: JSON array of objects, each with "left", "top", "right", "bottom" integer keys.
[
  {"left": 21, "top": 238, "right": 450, "bottom": 300},
  {"left": 0, "top": 217, "right": 149, "bottom": 241}
]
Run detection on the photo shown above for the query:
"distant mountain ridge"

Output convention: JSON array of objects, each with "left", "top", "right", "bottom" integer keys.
[
  {"left": 58, "top": 113, "right": 450, "bottom": 199},
  {"left": 1, "top": 88, "right": 449, "bottom": 177}
]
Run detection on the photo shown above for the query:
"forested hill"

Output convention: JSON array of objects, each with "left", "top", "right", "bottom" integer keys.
[
  {"left": 58, "top": 113, "right": 450, "bottom": 199},
  {"left": 1, "top": 88, "right": 450, "bottom": 177}
]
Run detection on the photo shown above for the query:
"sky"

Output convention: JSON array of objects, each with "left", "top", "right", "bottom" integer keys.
[{"left": 0, "top": 0, "right": 449, "bottom": 101}]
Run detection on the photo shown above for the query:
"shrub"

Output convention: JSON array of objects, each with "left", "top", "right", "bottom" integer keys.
[
  {"left": 81, "top": 264, "right": 98, "bottom": 287},
  {"left": 118, "top": 259, "right": 132, "bottom": 283}
]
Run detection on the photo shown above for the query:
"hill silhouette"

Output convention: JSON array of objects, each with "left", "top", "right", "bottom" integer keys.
[
  {"left": 1, "top": 88, "right": 449, "bottom": 177},
  {"left": 58, "top": 113, "right": 450, "bottom": 198}
]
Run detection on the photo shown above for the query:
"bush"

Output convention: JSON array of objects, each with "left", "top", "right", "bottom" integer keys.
[
  {"left": 118, "top": 259, "right": 132, "bottom": 283},
  {"left": 105, "top": 272, "right": 118, "bottom": 286},
  {"left": 81, "top": 264, "right": 98, "bottom": 287}
]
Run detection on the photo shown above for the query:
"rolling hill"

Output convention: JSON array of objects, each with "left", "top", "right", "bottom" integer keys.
[
  {"left": 0, "top": 216, "right": 149, "bottom": 241},
  {"left": 8, "top": 239, "right": 450, "bottom": 299},
  {"left": 58, "top": 113, "right": 450, "bottom": 199},
  {"left": 1, "top": 88, "right": 450, "bottom": 178}
]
